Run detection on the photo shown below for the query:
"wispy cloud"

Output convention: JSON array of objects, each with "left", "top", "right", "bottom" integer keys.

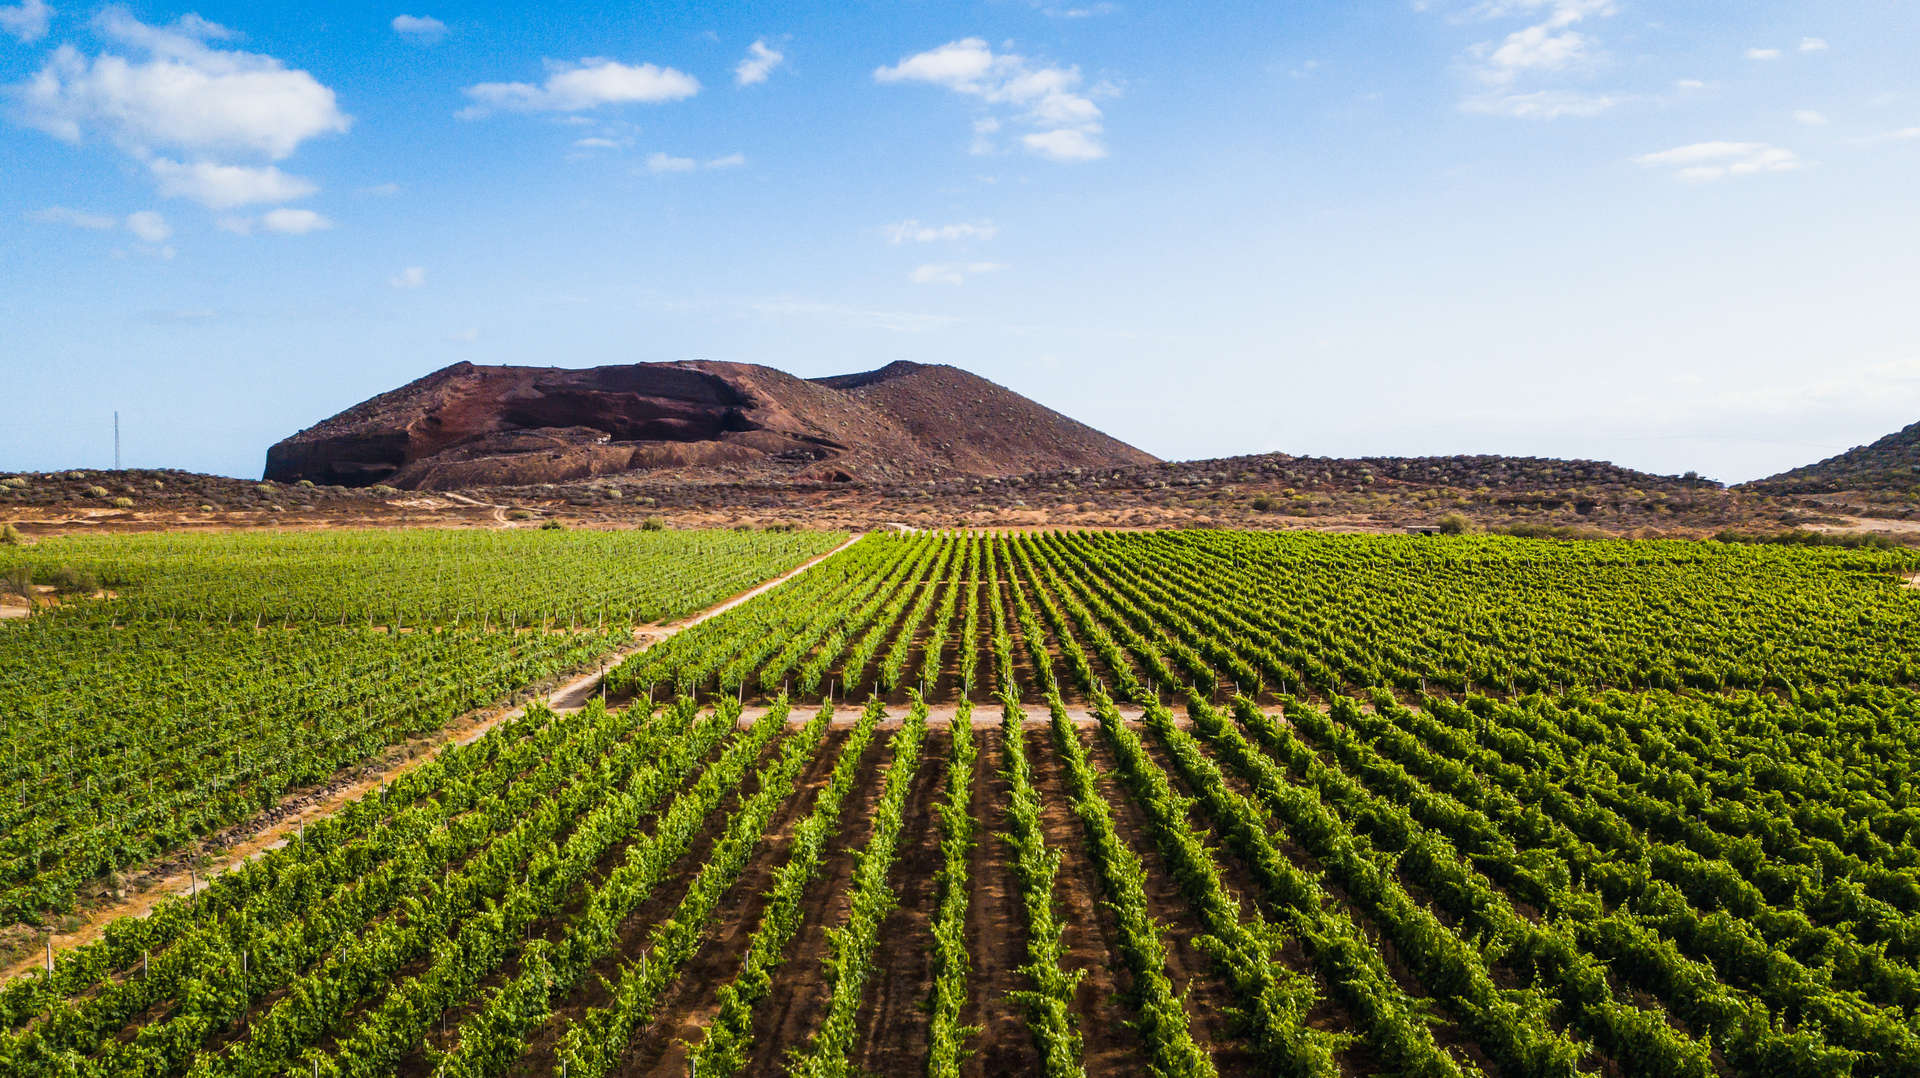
[
  {"left": 875, "top": 38, "right": 1110, "bottom": 161},
  {"left": 1451, "top": 0, "right": 1621, "bottom": 119},
  {"left": 389, "top": 265, "right": 426, "bottom": 288},
  {"left": 148, "top": 159, "right": 317, "bottom": 209},
  {"left": 1745, "top": 47, "right": 1782, "bottom": 61},
  {"left": 0, "top": 0, "right": 52, "bottom": 43},
  {"left": 910, "top": 261, "right": 1004, "bottom": 285},
  {"left": 218, "top": 207, "right": 333, "bottom": 235},
  {"left": 1634, "top": 141, "right": 1802, "bottom": 181},
  {"left": 460, "top": 58, "right": 699, "bottom": 117},
  {"left": 644, "top": 151, "right": 744, "bottom": 173},
  {"left": 1799, "top": 37, "right": 1829, "bottom": 53},
  {"left": 884, "top": 219, "right": 998, "bottom": 244},
  {"left": 391, "top": 14, "right": 447, "bottom": 43},
  {"left": 27, "top": 205, "right": 117, "bottom": 230},
  {"left": 734, "top": 39, "right": 784, "bottom": 86}
]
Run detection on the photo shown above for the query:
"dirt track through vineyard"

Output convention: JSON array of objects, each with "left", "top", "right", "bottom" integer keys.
[{"left": 0, "top": 533, "right": 864, "bottom": 984}]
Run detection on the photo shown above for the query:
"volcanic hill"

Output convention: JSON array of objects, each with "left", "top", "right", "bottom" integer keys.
[
  {"left": 1741, "top": 419, "right": 1920, "bottom": 495},
  {"left": 263, "top": 360, "right": 1157, "bottom": 490}
]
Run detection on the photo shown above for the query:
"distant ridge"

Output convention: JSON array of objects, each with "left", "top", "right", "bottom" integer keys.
[
  {"left": 264, "top": 359, "right": 1157, "bottom": 490},
  {"left": 1741, "top": 420, "right": 1920, "bottom": 494}
]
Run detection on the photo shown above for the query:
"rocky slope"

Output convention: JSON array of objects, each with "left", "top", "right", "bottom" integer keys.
[
  {"left": 264, "top": 360, "right": 1157, "bottom": 490},
  {"left": 1741, "top": 420, "right": 1920, "bottom": 494}
]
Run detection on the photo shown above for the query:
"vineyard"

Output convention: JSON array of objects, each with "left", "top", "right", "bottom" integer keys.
[{"left": 5, "top": 528, "right": 1920, "bottom": 1077}]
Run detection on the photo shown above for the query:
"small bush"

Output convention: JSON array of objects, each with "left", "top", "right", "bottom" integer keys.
[
  {"left": 1, "top": 477, "right": 27, "bottom": 489},
  {"left": 1250, "top": 496, "right": 1274, "bottom": 512},
  {"left": 732, "top": 522, "right": 754, "bottom": 531},
  {"left": 2, "top": 565, "right": 29, "bottom": 596},
  {"left": 111, "top": 497, "right": 135, "bottom": 509},
  {"left": 198, "top": 504, "right": 217, "bottom": 512},
  {"left": 639, "top": 517, "right": 666, "bottom": 531},
  {"left": 764, "top": 522, "right": 798, "bottom": 532},
  {"left": 369, "top": 484, "right": 398, "bottom": 496},
  {"left": 66, "top": 471, "right": 87, "bottom": 480},
  {"left": 1436, "top": 512, "right": 1474, "bottom": 535},
  {"left": 539, "top": 518, "right": 565, "bottom": 531},
  {"left": 45, "top": 567, "right": 99, "bottom": 595},
  {"left": 506, "top": 508, "right": 534, "bottom": 521},
  {"left": 296, "top": 479, "right": 315, "bottom": 488},
  {"left": 85, "top": 485, "right": 110, "bottom": 499},
  {"left": 0, "top": 522, "right": 22, "bottom": 545}
]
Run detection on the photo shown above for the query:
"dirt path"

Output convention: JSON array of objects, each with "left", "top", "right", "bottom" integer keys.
[
  {"left": 738, "top": 729, "right": 892, "bottom": 1071},
  {"left": 850, "top": 733, "right": 951, "bottom": 1074},
  {"left": 1, "top": 533, "right": 864, "bottom": 984},
  {"left": 1025, "top": 716, "right": 1148, "bottom": 1077},
  {"left": 960, "top": 728, "right": 1043, "bottom": 1078}
]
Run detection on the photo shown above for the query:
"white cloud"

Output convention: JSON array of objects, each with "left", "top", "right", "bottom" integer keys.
[
  {"left": 1674, "top": 78, "right": 1707, "bottom": 91},
  {"left": 460, "top": 58, "right": 699, "bottom": 116},
  {"left": 572, "top": 136, "right": 622, "bottom": 149},
  {"left": 390, "top": 265, "right": 426, "bottom": 288},
  {"left": 260, "top": 208, "right": 330, "bottom": 234},
  {"left": 391, "top": 14, "right": 446, "bottom": 42},
  {"left": 1793, "top": 109, "right": 1828, "bottom": 126},
  {"left": 1477, "top": 24, "right": 1596, "bottom": 83},
  {"left": 1021, "top": 127, "right": 1106, "bottom": 161},
  {"left": 1460, "top": 89, "right": 1618, "bottom": 118},
  {"left": 1745, "top": 48, "right": 1782, "bottom": 61},
  {"left": 0, "top": 0, "right": 52, "bottom": 43},
  {"left": 217, "top": 208, "right": 333, "bottom": 235},
  {"left": 645, "top": 151, "right": 743, "bottom": 173},
  {"left": 1633, "top": 141, "right": 1803, "bottom": 182},
  {"left": 14, "top": 9, "right": 349, "bottom": 160},
  {"left": 734, "top": 39, "right": 783, "bottom": 86},
  {"left": 884, "top": 219, "right": 998, "bottom": 244},
  {"left": 875, "top": 38, "right": 1108, "bottom": 162},
  {"left": 148, "top": 158, "right": 317, "bottom": 208},
  {"left": 645, "top": 151, "right": 696, "bottom": 173},
  {"left": 1854, "top": 126, "right": 1920, "bottom": 145},
  {"left": 1799, "top": 37, "right": 1828, "bottom": 53},
  {"left": 1453, "top": 1, "right": 1618, "bottom": 118},
  {"left": 27, "top": 205, "right": 116, "bottom": 229},
  {"left": 909, "top": 261, "right": 1004, "bottom": 285},
  {"left": 123, "top": 209, "right": 169, "bottom": 243},
  {"left": 448, "top": 327, "right": 480, "bottom": 343}
]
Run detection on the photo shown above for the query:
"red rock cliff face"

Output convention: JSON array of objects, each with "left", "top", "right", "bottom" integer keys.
[{"left": 263, "top": 359, "right": 1156, "bottom": 490}]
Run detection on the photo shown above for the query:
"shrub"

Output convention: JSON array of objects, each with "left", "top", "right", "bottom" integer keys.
[
  {"left": 85, "top": 485, "right": 110, "bottom": 499},
  {"left": 198, "top": 504, "right": 217, "bottom": 512},
  {"left": 369, "top": 484, "right": 397, "bottom": 496},
  {"left": 1436, "top": 512, "right": 1474, "bottom": 535},
  {"left": 639, "top": 517, "right": 666, "bottom": 531},
  {"left": 256, "top": 483, "right": 276, "bottom": 495},
  {"left": 1, "top": 477, "right": 27, "bottom": 489},
  {"left": 296, "top": 479, "right": 315, "bottom": 488},
  {"left": 2, "top": 565, "right": 28, "bottom": 596},
  {"left": 0, "top": 522, "right": 22, "bottom": 545},
  {"left": 66, "top": 471, "right": 87, "bottom": 480},
  {"left": 506, "top": 508, "right": 533, "bottom": 521},
  {"left": 111, "top": 497, "right": 135, "bottom": 509},
  {"left": 539, "top": 518, "right": 565, "bottom": 530},
  {"left": 1250, "top": 496, "right": 1274, "bottom": 512},
  {"left": 45, "top": 567, "right": 99, "bottom": 595}
]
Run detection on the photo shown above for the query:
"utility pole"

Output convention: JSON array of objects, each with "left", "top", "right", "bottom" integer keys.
[{"left": 113, "top": 411, "right": 121, "bottom": 470}]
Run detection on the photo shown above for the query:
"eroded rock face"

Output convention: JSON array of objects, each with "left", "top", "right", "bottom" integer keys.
[{"left": 264, "top": 359, "right": 1158, "bottom": 490}]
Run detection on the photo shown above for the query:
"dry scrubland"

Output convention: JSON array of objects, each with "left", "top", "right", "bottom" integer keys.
[
  {"left": 4, "top": 455, "right": 1918, "bottom": 543},
  {"left": 2, "top": 527, "right": 1919, "bottom": 1077}
]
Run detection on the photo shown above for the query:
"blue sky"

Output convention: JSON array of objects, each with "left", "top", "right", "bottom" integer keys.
[{"left": 2, "top": 0, "right": 1917, "bottom": 483}]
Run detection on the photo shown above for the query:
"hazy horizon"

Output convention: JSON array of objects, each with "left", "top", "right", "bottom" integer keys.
[{"left": 4, "top": 1, "right": 1917, "bottom": 485}]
